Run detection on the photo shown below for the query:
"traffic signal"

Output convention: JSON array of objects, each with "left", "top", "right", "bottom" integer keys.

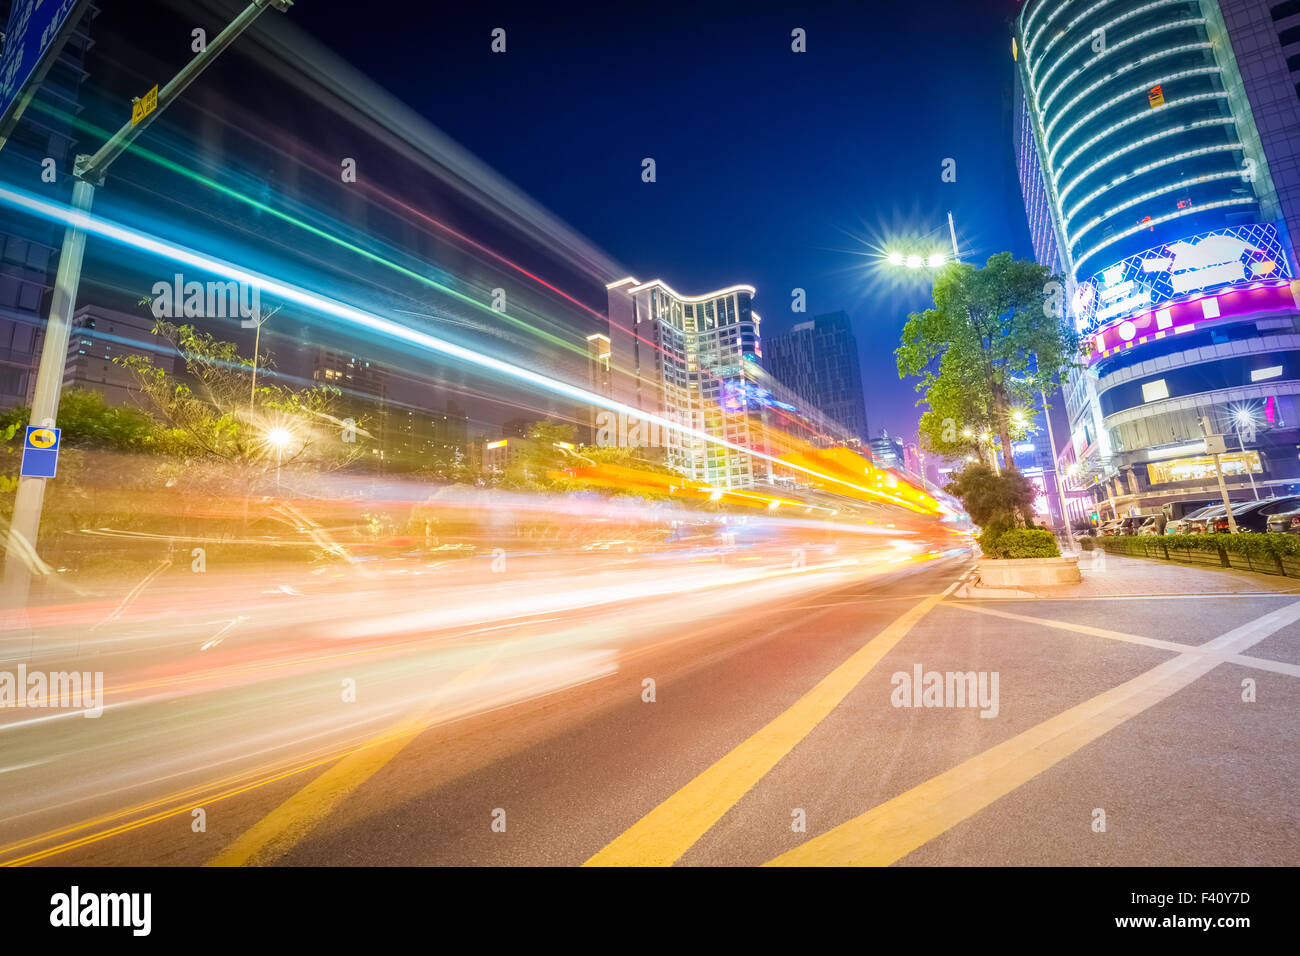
[{"left": 1090, "top": 512, "right": 1100, "bottom": 524}]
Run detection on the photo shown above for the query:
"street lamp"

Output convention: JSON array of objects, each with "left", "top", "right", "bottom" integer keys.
[
  {"left": 265, "top": 426, "right": 294, "bottom": 491},
  {"left": 2, "top": 0, "right": 295, "bottom": 610},
  {"left": 1231, "top": 407, "right": 1261, "bottom": 501}
]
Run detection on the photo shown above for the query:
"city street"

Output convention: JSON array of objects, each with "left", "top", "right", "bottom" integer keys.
[{"left": 3, "top": 549, "right": 1295, "bottom": 867}]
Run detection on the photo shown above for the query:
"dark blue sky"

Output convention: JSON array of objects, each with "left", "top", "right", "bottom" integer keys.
[{"left": 256, "top": 0, "right": 1039, "bottom": 439}]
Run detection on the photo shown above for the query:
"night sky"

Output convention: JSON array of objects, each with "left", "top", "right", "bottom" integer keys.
[{"left": 280, "top": 0, "right": 1033, "bottom": 442}]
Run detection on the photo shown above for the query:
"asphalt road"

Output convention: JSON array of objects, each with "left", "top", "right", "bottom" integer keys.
[{"left": 2, "top": 545, "right": 1297, "bottom": 867}]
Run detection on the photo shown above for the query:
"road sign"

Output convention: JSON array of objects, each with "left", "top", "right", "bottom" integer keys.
[
  {"left": 0, "top": 0, "right": 91, "bottom": 153},
  {"left": 131, "top": 84, "right": 158, "bottom": 126},
  {"left": 19, "top": 426, "right": 61, "bottom": 478}
]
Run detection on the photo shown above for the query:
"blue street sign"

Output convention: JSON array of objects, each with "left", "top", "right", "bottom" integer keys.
[
  {"left": 20, "top": 425, "right": 61, "bottom": 479},
  {"left": 0, "top": 0, "right": 91, "bottom": 150}
]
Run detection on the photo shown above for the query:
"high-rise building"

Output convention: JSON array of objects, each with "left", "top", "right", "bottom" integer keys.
[
  {"left": 312, "top": 348, "right": 389, "bottom": 456},
  {"left": 603, "top": 277, "right": 763, "bottom": 488},
  {"left": 1013, "top": 0, "right": 1300, "bottom": 516},
  {"left": 64, "top": 305, "right": 174, "bottom": 406},
  {"left": 763, "top": 311, "right": 869, "bottom": 444},
  {"left": 868, "top": 431, "right": 904, "bottom": 471}
]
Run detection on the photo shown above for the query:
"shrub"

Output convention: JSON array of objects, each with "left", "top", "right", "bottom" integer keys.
[{"left": 980, "top": 527, "right": 1060, "bottom": 559}]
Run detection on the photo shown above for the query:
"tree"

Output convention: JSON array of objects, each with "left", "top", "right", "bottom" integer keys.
[
  {"left": 116, "top": 320, "right": 363, "bottom": 470},
  {"left": 498, "top": 421, "right": 578, "bottom": 489},
  {"left": 944, "top": 461, "right": 1038, "bottom": 530},
  {"left": 0, "top": 388, "right": 161, "bottom": 453},
  {"left": 896, "top": 252, "right": 1079, "bottom": 469}
]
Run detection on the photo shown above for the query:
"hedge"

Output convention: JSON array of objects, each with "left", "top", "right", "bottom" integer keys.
[
  {"left": 979, "top": 527, "right": 1061, "bottom": 559},
  {"left": 1081, "top": 533, "right": 1300, "bottom": 577}
]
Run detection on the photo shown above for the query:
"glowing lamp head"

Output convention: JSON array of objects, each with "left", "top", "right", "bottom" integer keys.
[
  {"left": 927, "top": 253, "right": 946, "bottom": 268},
  {"left": 906, "top": 255, "right": 924, "bottom": 269},
  {"left": 267, "top": 427, "right": 293, "bottom": 449},
  {"left": 887, "top": 251, "right": 905, "bottom": 266}
]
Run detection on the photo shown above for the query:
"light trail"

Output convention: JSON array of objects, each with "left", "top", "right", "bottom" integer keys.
[
  {"left": 0, "top": 183, "right": 933, "bottom": 513},
  {"left": 29, "top": 100, "right": 858, "bottom": 452}
]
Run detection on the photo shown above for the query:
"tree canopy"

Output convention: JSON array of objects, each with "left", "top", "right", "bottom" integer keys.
[{"left": 896, "top": 252, "right": 1079, "bottom": 469}]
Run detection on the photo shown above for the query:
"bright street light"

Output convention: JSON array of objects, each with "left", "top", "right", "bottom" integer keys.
[
  {"left": 927, "top": 253, "right": 946, "bottom": 268},
  {"left": 266, "top": 427, "right": 294, "bottom": 449},
  {"left": 887, "top": 251, "right": 905, "bottom": 266},
  {"left": 906, "top": 254, "right": 924, "bottom": 269}
]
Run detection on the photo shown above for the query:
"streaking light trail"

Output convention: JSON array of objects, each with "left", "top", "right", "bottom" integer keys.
[{"left": 0, "top": 183, "right": 933, "bottom": 512}]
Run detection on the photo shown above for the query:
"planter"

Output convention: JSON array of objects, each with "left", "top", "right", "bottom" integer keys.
[{"left": 977, "top": 554, "right": 1080, "bottom": 588}]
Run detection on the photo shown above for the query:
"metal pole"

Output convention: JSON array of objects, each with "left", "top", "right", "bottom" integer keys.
[
  {"left": 2, "top": 0, "right": 291, "bottom": 612},
  {"left": 1237, "top": 428, "right": 1259, "bottom": 501},
  {"left": 947, "top": 211, "right": 961, "bottom": 263},
  {"left": 2, "top": 177, "right": 95, "bottom": 609},
  {"left": 249, "top": 319, "right": 261, "bottom": 416},
  {"left": 1212, "top": 454, "right": 1239, "bottom": 533},
  {"left": 1040, "top": 389, "right": 1074, "bottom": 551}
]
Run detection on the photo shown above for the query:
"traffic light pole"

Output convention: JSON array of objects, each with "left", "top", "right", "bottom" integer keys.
[{"left": 2, "top": 0, "right": 292, "bottom": 613}]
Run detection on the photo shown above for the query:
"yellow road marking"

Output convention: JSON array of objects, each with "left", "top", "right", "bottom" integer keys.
[
  {"left": 208, "top": 648, "right": 505, "bottom": 867},
  {"left": 766, "top": 598, "right": 1300, "bottom": 865},
  {"left": 584, "top": 582, "right": 959, "bottom": 867}
]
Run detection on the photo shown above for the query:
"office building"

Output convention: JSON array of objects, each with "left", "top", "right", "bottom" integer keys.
[
  {"left": 1013, "top": 0, "right": 1300, "bottom": 515},
  {"left": 64, "top": 305, "right": 174, "bottom": 405},
  {"left": 763, "top": 311, "right": 869, "bottom": 444},
  {"left": 600, "top": 277, "right": 860, "bottom": 489},
  {"left": 868, "top": 431, "right": 904, "bottom": 471}
]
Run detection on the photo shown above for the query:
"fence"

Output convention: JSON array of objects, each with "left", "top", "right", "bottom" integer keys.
[{"left": 1081, "top": 534, "right": 1300, "bottom": 579}]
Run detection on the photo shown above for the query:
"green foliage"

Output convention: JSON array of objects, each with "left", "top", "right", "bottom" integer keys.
[
  {"left": 1, "top": 388, "right": 162, "bottom": 454},
  {"left": 498, "top": 421, "right": 578, "bottom": 490},
  {"left": 980, "top": 527, "right": 1060, "bottom": 559},
  {"left": 943, "top": 462, "right": 1038, "bottom": 529},
  {"left": 116, "top": 319, "right": 360, "bottom": 469},
  {"left": 896, "top": 252, "right": 1080, "bottom": 466},
  {"left": 1095, "top": 533, "right": 1300, "bottom": 558}
]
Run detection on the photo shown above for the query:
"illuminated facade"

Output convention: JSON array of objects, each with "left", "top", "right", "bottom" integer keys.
[
  {"left": 602, "top": 278, "right": 858, "bottom": 489},
  {"left": 604, "top": 277, "right": 762, "bottom": 488},
  {"left": 1014, "top": 0, "right": 1300, "bottom": 515}
]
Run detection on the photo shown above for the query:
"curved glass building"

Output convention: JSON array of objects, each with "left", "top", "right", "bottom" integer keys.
[{"left": 1014, "top": 0, "right": 1300, "bottom": 519}]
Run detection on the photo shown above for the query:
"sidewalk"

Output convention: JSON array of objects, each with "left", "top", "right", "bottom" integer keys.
[{"left": 956, "top": 551, "right": 1300, "bottom": 600}]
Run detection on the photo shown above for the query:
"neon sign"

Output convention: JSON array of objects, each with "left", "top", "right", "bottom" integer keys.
[{"left": 1073, "top": 223, "right": 1292, "bottom": 334}]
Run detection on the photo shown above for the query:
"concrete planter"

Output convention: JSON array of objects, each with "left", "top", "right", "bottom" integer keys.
[{"left": 976, "top": 554, "right": 1080, "bottom": 588}]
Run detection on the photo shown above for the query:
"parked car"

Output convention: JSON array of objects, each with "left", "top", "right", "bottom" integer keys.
[
  {"left": 1099, "top": 518, "right": 1125, "bottom": 536},
  {"left": 1266, "top": 508, "right": 1300, "bottom": 535},
  {"left": 1166, "top": 505, "right": 1218, "bottom": 535},
  {"left": 1137, "top": 513, "right": 1167, "bottom": 535},
  {"left": 1209, "top": 496, "right": 1300, "bottom": 533},
  {"left": 1187, "top": 505, "right": 1230, "bottom": 534},
  {"left": 1116, "top": 515, "right": 1151, "bottom": 535}
]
